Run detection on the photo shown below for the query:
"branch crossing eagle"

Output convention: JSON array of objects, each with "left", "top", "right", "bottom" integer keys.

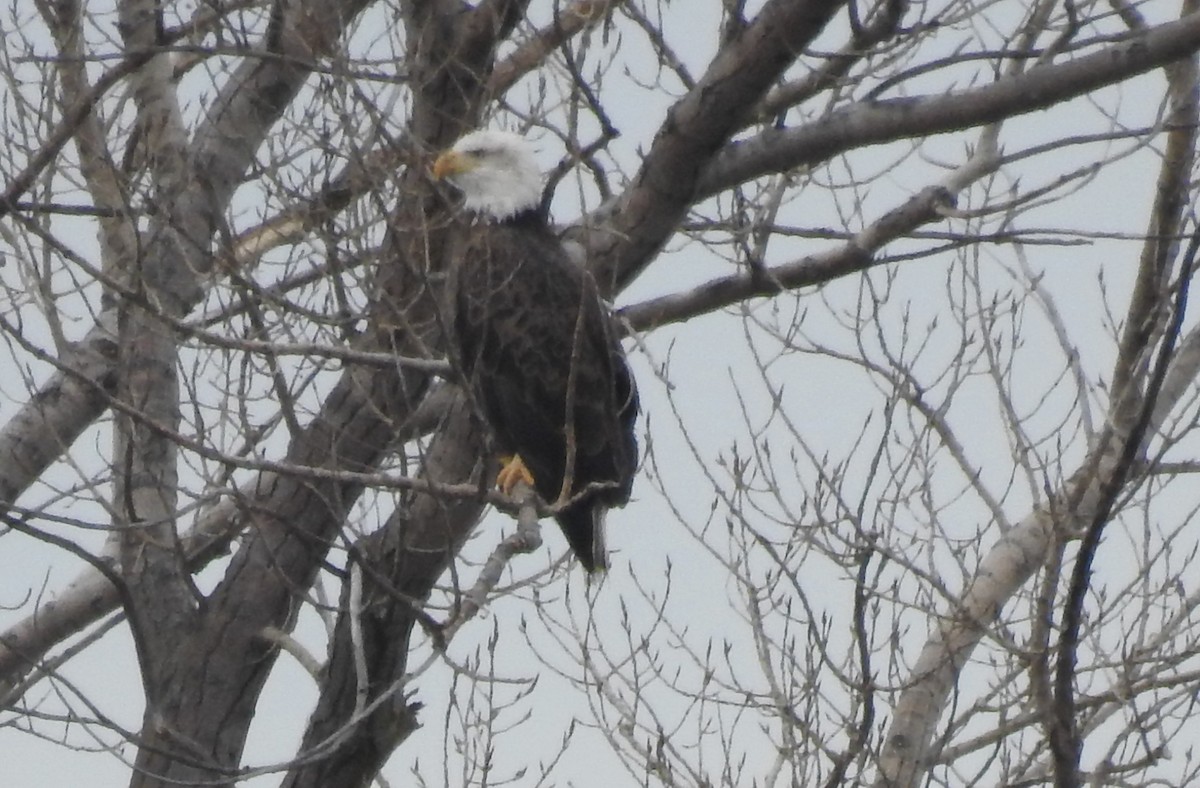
[{"left": 433, "top": 130, "right": 639, "bottom": 572}]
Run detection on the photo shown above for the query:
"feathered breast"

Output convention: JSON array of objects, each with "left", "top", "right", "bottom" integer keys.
[{"left": 448, "top": 212, "right": 638, "bottom": 517}]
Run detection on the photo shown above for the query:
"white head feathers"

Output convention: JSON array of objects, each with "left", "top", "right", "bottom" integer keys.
[{"left": 432, "top": 130, "right": 544, "bottom": 221}]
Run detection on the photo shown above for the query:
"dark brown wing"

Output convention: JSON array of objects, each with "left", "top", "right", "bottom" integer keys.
[{"left": 448, "top": 212, "right": 639, "bottom": 569}]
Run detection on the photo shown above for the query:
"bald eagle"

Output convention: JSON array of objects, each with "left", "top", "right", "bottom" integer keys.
[{"left": 433, "top": 130, "right": 639, "bottom": 572}]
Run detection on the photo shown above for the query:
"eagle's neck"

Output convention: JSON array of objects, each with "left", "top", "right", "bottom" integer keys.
[
  {"left": 502, "top": 206, "right": 547, "bottom": 228},
  {"left": 471, "top": 206, "right": 548, "bottom": 229}
]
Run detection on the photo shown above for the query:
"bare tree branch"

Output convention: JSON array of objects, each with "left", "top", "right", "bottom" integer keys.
[{"left": 698, "top": 12, "right": 1200, "bottom": 198}]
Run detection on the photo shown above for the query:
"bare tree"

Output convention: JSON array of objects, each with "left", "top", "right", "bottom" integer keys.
[{"left": 3, "top": 0, "right": 1200, "bottom": 786}]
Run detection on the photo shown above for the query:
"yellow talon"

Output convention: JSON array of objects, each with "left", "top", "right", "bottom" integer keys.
[{"left": 496, "top": 454, "right": 535, "bottom": 496}]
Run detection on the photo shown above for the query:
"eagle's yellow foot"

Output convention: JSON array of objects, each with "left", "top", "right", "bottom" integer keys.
[{"left": 496, "top": 454, "right": 535, "bottom": 496}]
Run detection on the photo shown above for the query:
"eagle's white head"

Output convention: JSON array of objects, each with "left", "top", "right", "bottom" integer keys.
[{"left": 432, "top": 130, "right": 543, "bottom": 221}]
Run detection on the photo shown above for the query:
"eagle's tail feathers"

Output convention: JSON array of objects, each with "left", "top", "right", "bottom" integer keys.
[
  {"left": 591, "top": 507, "right": 609, "bottom": 573},
  {"left": 555, "top": 502, "right": 609, "bottom": 573}
]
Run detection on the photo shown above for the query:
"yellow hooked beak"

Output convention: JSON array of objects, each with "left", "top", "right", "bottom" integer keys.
[{"left": 431, "top": 149, "right": 475, "bottom": 180}]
